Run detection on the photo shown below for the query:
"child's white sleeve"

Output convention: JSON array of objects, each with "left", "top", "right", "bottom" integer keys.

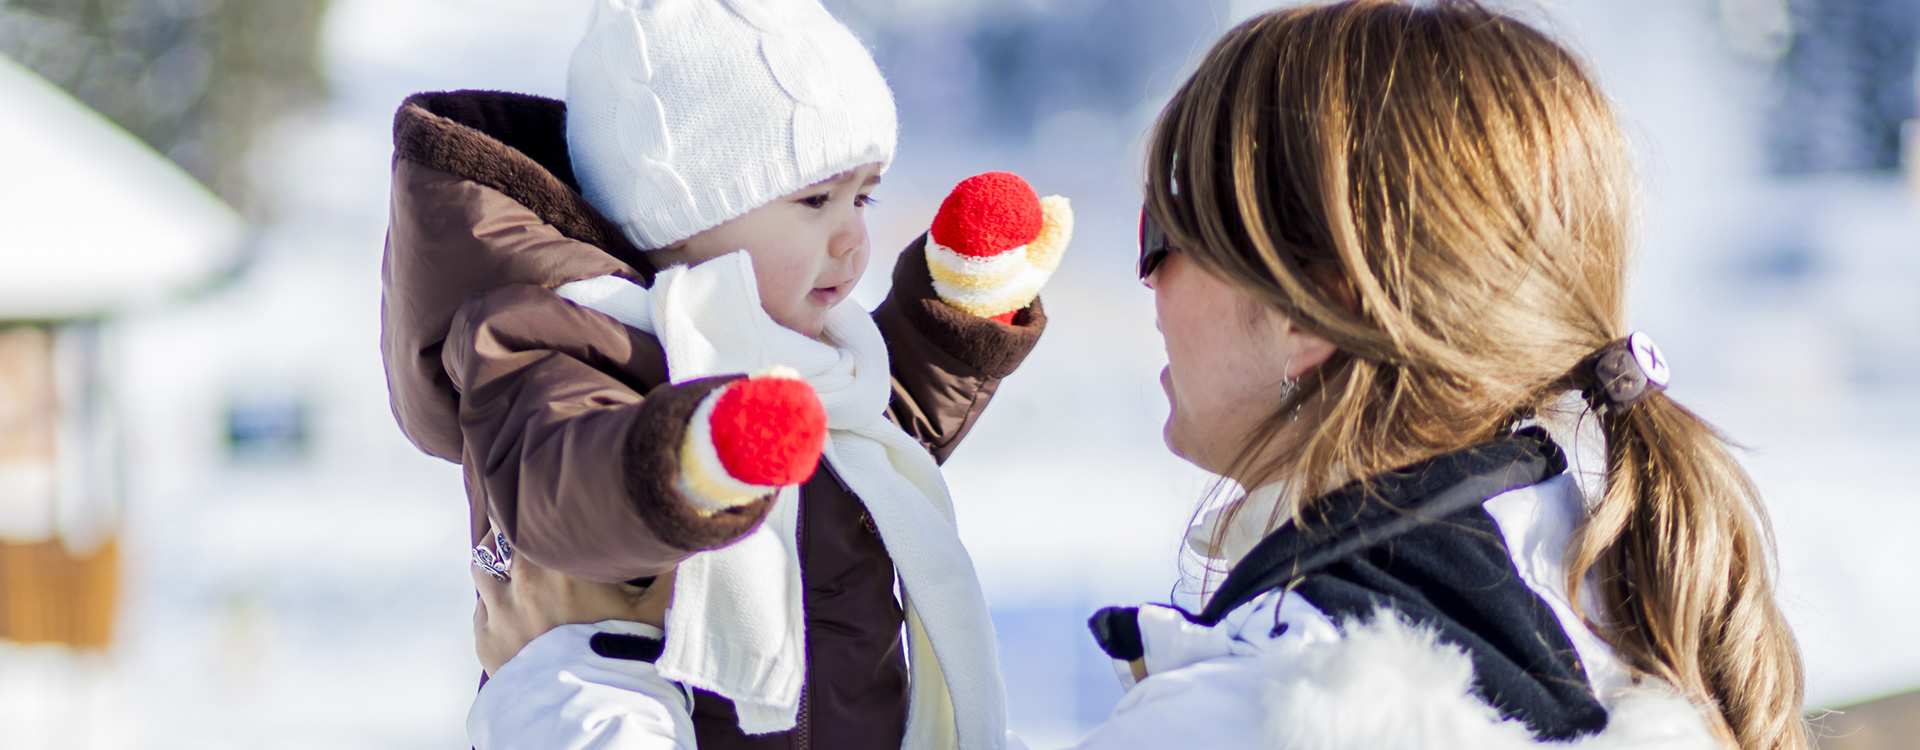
[{"left": 469, "top": 620, "right": 696, "bottom": 750}]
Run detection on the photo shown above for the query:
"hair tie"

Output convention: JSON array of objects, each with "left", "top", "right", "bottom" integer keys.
[{"left": 1580, "top": 332, "right": 1670, "bottom": 409}]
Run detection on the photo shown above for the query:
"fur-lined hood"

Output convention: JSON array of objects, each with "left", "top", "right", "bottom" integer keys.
[
  {"left": 383, "top": 91, "right": 654, "bottom": 462},
  {"left": 1255, "top": 611, "right": 1718, "bottom": 750},
  {"left": 392, "top": 90, "right": 649, "bottom": 272}
]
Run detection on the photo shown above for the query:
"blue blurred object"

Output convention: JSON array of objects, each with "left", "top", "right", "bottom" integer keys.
[
  {"left": 827, "top": 0, "right": 1214, "bottom": 144},
  {"left": 1765, "top": 0, "right": 1918, "bottom": 174},
  {"left": 224, "top": 393, "right": 309, "bottom": 462}
]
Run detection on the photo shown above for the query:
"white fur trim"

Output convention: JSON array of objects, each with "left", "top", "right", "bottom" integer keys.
[{"left": 1261, "top": 613, "right": 1719, "bottom": 750}]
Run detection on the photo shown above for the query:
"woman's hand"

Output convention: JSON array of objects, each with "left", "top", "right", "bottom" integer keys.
[{"left": 471, "top": 532, "right": 676, "bottom": 675}]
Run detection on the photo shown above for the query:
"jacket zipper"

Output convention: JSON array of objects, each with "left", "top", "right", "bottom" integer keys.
[
  {"left": 794, "top": 684, "right": 812, "bottom": 750},
  {"left": 794, "top": 483, "right": 812, "bottom": 750}
]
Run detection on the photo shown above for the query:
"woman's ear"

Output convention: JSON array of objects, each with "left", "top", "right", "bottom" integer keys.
[{"left": 1285, "top": 325, "right": 1339, "bottom": 379}]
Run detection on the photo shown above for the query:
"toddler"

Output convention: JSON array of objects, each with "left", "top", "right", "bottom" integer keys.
[{"left": 379, "top": 1, "right": 1071, "bottom": 748}]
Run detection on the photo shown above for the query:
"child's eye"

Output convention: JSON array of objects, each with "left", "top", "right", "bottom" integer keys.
[
  {"left": 855, "top": 194, "right": 878, "bottom": 208},
  {"left": 798, "top": 194, "right": 831, "bottom": 209}
]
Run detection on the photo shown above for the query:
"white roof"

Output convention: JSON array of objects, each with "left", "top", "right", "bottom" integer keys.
[{"left": 0, "top": 54, "right": 246, "bottom": 318}]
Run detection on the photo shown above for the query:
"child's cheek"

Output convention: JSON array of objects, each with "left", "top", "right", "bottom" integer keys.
[
  {"left": 749, "top": 259, "right": 793, "bottom": 304},
  {"left": 753, "top": 270, "right": 812, "bottom": 333}
]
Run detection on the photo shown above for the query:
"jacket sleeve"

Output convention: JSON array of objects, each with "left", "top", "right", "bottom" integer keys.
[
  {"left": 468, "top": 621, "right": 696, "bottom": 750},
  {"left": 1045, "top": 655, "right": 1273, "bottom": 750},
  {"left": 444, "top": 284, "right": 774, "bottom": 582},
  {"left": 383, "top": 160, "right": 640, "bottom": 463},
  {"left": 1029, "top": 598, "right": 1290, "bottom": 750},
  {"left": 1047, "top": 593, "right": 1351, "bottom": 750},
  {"left": 872, "top": 234, "right": 1046, "bottom": 463}
]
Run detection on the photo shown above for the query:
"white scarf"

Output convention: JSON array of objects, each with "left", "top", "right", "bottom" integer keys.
[{"left": 557, "top": 251, "right": 1005, "bottom": 750}]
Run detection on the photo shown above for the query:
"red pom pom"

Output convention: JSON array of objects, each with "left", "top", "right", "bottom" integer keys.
[
  {"left": 709, "top": 377, "right": 827, "bottom": 486},
  {"left": 930, "top": 172, "right": 1043, "bottom": 258}
]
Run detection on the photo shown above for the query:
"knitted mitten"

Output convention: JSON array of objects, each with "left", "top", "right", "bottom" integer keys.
[
  {"left": 677, "top": 366, "right": 828, "bottom": 514},
  {"left": 926, "top": 172, "right": 1073, "bottom": 324}
]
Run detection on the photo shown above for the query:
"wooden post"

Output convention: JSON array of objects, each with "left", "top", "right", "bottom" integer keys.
[{"left": 0, "top": 324, "right": 118, "bottom": 651}]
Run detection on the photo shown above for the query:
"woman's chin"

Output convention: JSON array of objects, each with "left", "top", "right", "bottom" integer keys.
[
  {"left": 1162, "top": 421, "right": 1199, "bottom": 467},
  {"left": 1165, "top": 419, "right": 1233, "bottom": 477}
]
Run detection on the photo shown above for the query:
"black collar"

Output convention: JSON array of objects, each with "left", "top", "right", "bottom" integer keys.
[{"left": 1195, "top": 427, "right": 1566, "bottom": 625}]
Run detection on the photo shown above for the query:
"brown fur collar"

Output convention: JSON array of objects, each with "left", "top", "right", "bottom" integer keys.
[
  {"left": 393, "top": 90, "right": 655, "bottom": 281},
  {"left": 882, "top": 234, "right": 1046, "bottom": 379}
]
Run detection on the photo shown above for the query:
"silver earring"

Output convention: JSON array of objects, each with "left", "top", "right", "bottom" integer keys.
[{"left": 1279, "top": 355, "right": 1300, "bottom": 421}]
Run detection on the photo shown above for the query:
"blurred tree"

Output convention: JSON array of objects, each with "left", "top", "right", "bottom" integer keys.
[
  {"left": 966, "top": 0, "right": 1210, "bottom": 139},
  {"left": 0, "top": 0, "right": 329, "bottom": 214},
  {"left": 1765, "top": 0, "right": 1917, "bottom": 174},
  {"left": 825, "top": 0, "right": 1215, "bottom": 145}
]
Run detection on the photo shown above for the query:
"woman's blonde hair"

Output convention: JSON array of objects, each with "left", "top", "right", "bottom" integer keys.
[{"left": 1146, "top": 2, "right": 1803, "bottom": 748}]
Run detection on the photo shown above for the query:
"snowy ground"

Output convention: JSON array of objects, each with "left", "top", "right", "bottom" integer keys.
[{"left": 2, "top": 0, "right": 1916, "bottom": 747}]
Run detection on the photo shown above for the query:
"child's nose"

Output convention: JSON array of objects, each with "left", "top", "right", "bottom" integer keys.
[{"left": 829, "top": 213, "right": 868, "bottom": 258}]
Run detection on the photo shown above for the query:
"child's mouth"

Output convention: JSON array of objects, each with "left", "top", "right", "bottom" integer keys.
[{"left": 808, "top": 284, "right": 845, "bottom": 305}]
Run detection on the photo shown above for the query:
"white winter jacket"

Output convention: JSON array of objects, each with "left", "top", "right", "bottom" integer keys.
[{"left": 469, "top": 620, "right": 695, "bottom": 750}]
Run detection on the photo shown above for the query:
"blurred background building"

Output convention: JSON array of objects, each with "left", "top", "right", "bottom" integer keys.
[{"left": 0, "top": 0, "right": 1914, "bottom": 747}]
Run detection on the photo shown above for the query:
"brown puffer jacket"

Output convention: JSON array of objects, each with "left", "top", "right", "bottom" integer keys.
[{"left": 381, "top": 91, "right": 1044, "bottom": 750}]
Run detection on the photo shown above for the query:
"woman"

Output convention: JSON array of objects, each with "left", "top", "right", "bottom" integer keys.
[
  {"left": 469, "top": 1, "right": 1803, "bottom": 749},
  {"left": 1074, "top": 1, "right": 1801, "bottom": 748}
]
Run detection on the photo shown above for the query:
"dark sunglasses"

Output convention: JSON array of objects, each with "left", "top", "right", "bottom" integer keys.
[{"left": 1138, "top": 208, "right": 1175, "bottom": 280}]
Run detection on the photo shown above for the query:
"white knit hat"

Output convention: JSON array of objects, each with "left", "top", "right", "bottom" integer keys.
[{"left": 566, "top": 0, "right": 898, "bottom": 250}]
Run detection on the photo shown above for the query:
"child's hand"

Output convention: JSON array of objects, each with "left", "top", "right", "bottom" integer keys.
[
  {"left": 924, "top": 172, "right": 1074, "bottom": 324},
  {"left": 471, "top": 533, "right": 674, "bottom": 676},
  {"left": 676, "top": 366, "right": 828, "bottom": 512}
]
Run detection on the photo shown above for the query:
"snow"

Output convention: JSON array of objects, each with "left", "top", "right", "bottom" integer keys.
[
  {"left": 3, "top": 0, "right": 1916, "bottom": 746},
  {"left": 0, "top": 55, "right": 244, "bottom": 318}
]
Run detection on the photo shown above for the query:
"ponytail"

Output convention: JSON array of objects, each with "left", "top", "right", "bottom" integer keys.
[{"left": 1568, "top": 394, "right": 1806, "bottom": 750}]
